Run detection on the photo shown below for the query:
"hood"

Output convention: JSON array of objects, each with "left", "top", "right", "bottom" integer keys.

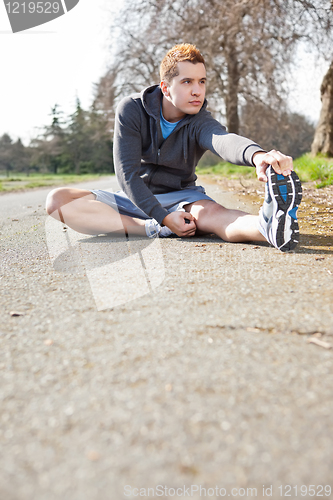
[{"left": 140, "top": 85, "right": 209, "bottom": 163}]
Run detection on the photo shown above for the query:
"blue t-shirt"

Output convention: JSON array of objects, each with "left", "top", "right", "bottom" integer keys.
[{"left": 160, "top": 108, "right": 181, "bottom": 139}]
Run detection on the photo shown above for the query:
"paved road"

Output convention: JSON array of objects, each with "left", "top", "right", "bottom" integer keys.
[{"left": 0, "top": 178, "right": 332, "bottom": 500}]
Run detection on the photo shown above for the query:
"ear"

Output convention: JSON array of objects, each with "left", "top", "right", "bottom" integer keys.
[{"left": 160, "top": 80, "right": 170, "bottom": 97}]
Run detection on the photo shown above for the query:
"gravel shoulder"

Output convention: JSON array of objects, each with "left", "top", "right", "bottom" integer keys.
[{"left": 0, "top": 176, "right": 332, "bottom": 500}]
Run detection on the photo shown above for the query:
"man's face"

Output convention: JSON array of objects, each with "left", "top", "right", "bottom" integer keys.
[{"left": 161, "top": 61, "right": 206, "bottom": 119}]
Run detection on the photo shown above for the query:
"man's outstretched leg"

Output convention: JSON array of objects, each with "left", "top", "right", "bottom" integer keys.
[
  {"left": 184, "top": 199, "right": 266, "bottom": 242},
  {"left": 185, "top": 168, "right": 302, "bottom": 251}
]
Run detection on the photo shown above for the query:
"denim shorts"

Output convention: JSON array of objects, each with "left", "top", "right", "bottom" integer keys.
[{"left": 90, "top": 185, "right": 214, "bottom": 220}]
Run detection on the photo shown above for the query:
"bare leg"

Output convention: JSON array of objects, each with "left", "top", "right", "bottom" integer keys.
[
  {"left": 184, "top": 200, "right": 266, "bottom": 242},
  {"left": 45, "top": 187, "right": 147, "bottom": 236}
]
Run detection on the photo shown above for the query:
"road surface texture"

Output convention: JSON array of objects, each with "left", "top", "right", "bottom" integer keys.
[{"left": 0, "top": 176, "right": 332, "bottom": 500}]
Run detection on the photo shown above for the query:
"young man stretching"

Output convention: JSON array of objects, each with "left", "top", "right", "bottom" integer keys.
[{"left": 46, "top": 44, "right": 302, "bottom": 251}]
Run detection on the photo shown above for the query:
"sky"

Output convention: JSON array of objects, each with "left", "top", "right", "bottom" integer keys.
[
  {"left": 287, "top": 46, "right": 328, "bottom": 125},
  {"left": 0, "top": 1, "right": 329, "bottom": 145},
  {"left": 0, "top": 0, "right": 119, "bottom": 145}
]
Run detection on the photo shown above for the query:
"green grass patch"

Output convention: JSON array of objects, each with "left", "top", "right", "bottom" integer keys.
[
  {"left": 294, "top": 154, "right": 333, "bottom": 187},
  {"left": 2, "top": 155, "right": 333, "bottom": 193},
  {"left": 197, "top": 154, "right": 333, "bottom": 188},
  {"left": 0, "top": 173, "right": 114, "bottom": 192},
  {"left": 196, "top": 161, "right": 256, "bottom": 179},
  {"left": 24, "top": 181, "right": 56, "bottom": 189}
]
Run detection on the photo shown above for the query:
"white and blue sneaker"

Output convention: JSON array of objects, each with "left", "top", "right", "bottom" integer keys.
[
  {"left": 145, "top": 219, "right": 173, "bottom": 238},
  {"left": 258, "top": 166, "right": 302, "bottom": 252}
]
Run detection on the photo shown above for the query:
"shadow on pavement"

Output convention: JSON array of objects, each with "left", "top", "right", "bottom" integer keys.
[{"left": 295, "top": 233, "right": 333, "bottom": 255}]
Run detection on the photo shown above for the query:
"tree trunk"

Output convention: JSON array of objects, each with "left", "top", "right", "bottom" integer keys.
[
  {"left": 75, "top": 160, "right": 80, "bottom": 175},
  {"left": 225, "top": 43, "right": 240, "bottom": 135},
  {"left": 311, "top": 60, "right": 333, "bottom": 156}
]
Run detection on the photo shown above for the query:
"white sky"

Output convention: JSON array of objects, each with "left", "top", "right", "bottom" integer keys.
[
  {"left": 0, "top": 0, "right": 119, "bottom": 145},
  {"left": 287, "top": 45, "right": 328, "bottom": 124},
  {"left": 0, "top": 1, "right": 329, "bottom": 145}
]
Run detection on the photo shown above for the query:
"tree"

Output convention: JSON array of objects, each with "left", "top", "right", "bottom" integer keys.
[
  {"left": 0, "top": 134, "right": 14, "bottom": 177},
  {"left": 31, "top": 104, "right": 67, "bottom": 174},
  {"left": 29, "top": 100, "right": 114, "bottom": 175},
  {"left": 92, "top": 71, "right": 117, "bottom": 137},
  {"left": 240, "top": 101, "right": 315, "bottom": 159},
  {"left": 86, "top": 107, "right": 114, "bottom": 173},
  {"left": 64, "top": 98, "right": 114, "bottom": 175},
  {"left": 64, "top": 98, "right": 90, "bottom": 175},
  {"left": 10, "top": 138, "right": 31, "bottom": 174},
  {"left": 0, "top": 134, "right": 31, "bottom": 176},
  {"left": 101, "top": 0, "right": 333, "bottom": 136},
  {"left": 311, "top": 60, "right": 333, "bottom": 156}
]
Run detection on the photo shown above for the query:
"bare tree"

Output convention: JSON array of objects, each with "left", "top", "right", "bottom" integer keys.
[
  {"left": 97, "top": 0, "right": 333, "bottom": 139},
  {"left": 240, "top": 101, "right": 315, "bottom": 158},
  {"left": 91, "top": 70, "right": 118, "bottom": 137}
]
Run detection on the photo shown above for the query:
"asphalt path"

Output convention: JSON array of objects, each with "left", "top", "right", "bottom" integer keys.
[{"left": 0, "top": 177, "right": 332, "bottom": 500}]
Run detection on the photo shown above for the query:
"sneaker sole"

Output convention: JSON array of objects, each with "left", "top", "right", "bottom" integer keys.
[{"left": 267, "top": 167, "right": 302, "bottom": 252}]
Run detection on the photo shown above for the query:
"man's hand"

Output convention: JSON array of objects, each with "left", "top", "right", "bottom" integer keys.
[
  {"left": 253, "top": 150, "right": 293, "bottom": 182},
  {"left": 162, "top": 211, "right": 196, "bottom": 237}
]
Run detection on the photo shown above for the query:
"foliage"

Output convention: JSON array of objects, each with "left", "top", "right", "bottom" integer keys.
[
  {"left": 0, "top": 100, "right": 114, "bottom": 177},
  {"left": 240, "top": 102, "right": 315, "bottom": 159},
  {"left": 2, "top": 1, "right": 333, "bottom": 180},
  {"left": 98, "top": 0, "right": 333, "bottom": 136},
  {"left": 0, "top": 134, "right": 32, "bottom": 176}
]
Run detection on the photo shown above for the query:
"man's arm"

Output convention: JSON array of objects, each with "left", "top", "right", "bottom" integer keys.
[
  {"left": 114, "top": 97, "right": 170, "bottom": 225},
  {"left": 114, "top": 97, "right": 197, "bottom": 237},
  {"left": 196, "top": 114, "right": 264, "bottom": 166},
  {"left": 196, "top": 114, "right": 293, "bottom": 182}
]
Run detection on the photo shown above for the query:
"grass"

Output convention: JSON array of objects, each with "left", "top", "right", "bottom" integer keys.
[
  {"left": 293, "top": 154, "right": 333, "bottom": 188},
  {"left": 0, "top": 173, "right": 114, "bottom": 192},
  {"left": 196, "top": 161, "right": 256, "bottom": 179},
  {"left": 1, "top": 154, "right": 333, "bottom": 193},
  {"left": 197, "top": 154, "right": 333, "bottom": 188}
]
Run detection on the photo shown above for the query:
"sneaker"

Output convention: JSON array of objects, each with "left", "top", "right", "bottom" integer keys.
[
  {"left": 258, "top": 166, "right": 302, "bottom": 252},
  {"left": 145, "top": 219, "right": 173, "bottom": 238},
  {"left": 159, "top": 225, "right": 174, "bottom": 237}
]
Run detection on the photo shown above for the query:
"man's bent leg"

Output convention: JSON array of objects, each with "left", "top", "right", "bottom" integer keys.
[
  {"left": 184, "top": 199, "right": 266, "bottom": 243},
  {"left": 46, "top": 187, "right": 147, "bottom": 236}
]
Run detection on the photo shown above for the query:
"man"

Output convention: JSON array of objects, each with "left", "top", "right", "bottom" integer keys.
[{"left": 46, "top": 43, "right": 302, "bottom": 251}]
